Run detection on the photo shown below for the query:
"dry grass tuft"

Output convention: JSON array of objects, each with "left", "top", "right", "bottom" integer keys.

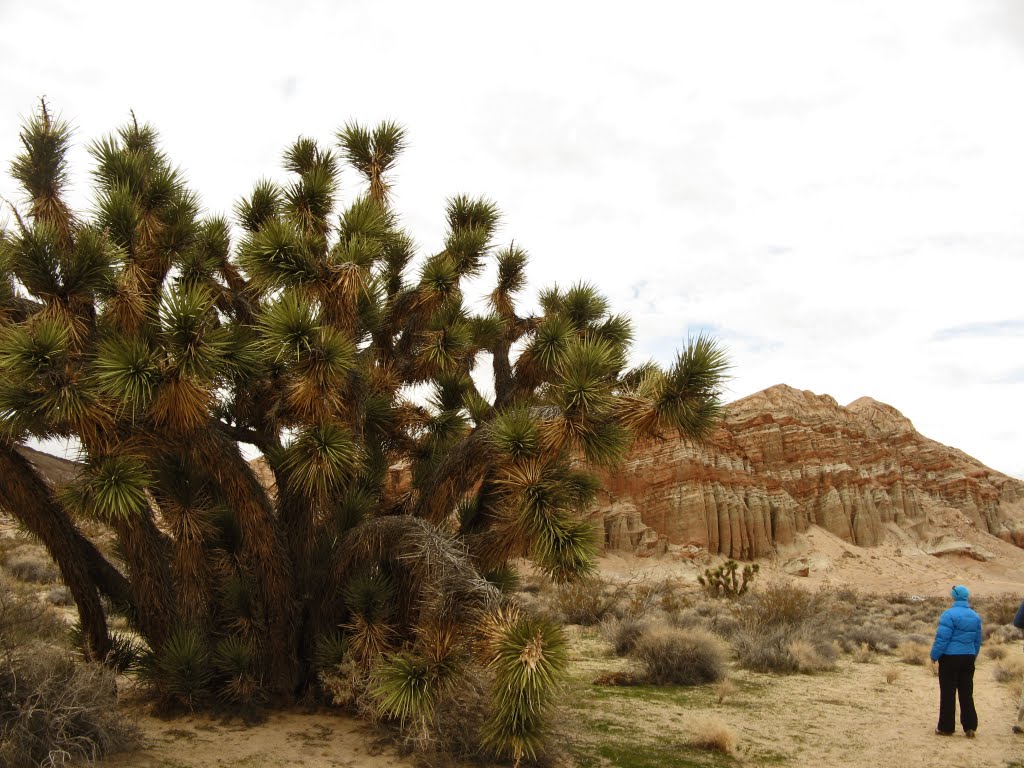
[
  {"left": 787, "top": 638, "right": 835, "bottom": 673},
  {"left": 988, "top": 624, "right": 1022, "bottom": 645},
  {"left": 984, "top": 645, "right": 1007, "bottom": 661},
  {"left": 992, "top": 656, "right": 1024, "bottom": 684},
  {"left": 687, "top": 716, "right": 737, "bottom": 755},
  {"left": 895, "top": 641, "right": 931, "bottom": 666},
  {"left": 885, "top": 667, "right": 901, "bottom": 684},
  {"left": 712, "top": 678, "right": 736, "bottom": 704},
  {"left": 853, "top": 642, "right": 875, "bottom": 664}
]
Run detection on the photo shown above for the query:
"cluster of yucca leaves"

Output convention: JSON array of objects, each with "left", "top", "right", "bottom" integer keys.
[{"left": 0, "top": 102, "right": 727, "bottom": 762}]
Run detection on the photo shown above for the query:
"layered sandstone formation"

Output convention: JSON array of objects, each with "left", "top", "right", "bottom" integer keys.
[{"left": 593, "top": 384, "right": 1024, "bottom": 559}]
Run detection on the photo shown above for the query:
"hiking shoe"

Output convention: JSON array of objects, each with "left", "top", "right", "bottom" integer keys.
[
  {"left": 1012, "top": 725, "right": 1023, "bottom": 735},
  {"left": 964, "top": 730, "right": 975, "bottom": 739},
  {"left": 935, "top": 729, "right": 953, "bottom": 736}
]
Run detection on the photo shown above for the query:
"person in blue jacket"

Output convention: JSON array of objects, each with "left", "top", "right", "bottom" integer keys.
[
  {"left": 1013, "top": 599, "right": 1024, "bottom": 735},
  {"left": 930, "top": 585, "right": 982, "bottom": 737}
]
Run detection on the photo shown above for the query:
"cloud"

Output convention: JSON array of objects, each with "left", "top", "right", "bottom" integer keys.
[
  {"left": 1, "top": 0, "right": 1022, "bottom": 478},
  {"left": 932, "top": 319, "right": 1024, "bottom": 341},
  {"left": 998, "top": 367, "right": 1024, "bottom": 384}
]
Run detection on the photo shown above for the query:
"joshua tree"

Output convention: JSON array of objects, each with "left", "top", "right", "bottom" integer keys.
[{"left": 0, "top": 102, "right": 728, "bottom": 761}]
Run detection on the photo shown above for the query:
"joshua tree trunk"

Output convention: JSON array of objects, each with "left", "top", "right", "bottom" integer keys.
[
  {"left": 0, "top": 443, "right": 113, "bottom": 661},
  {"left": 192, "top": 431, "right": 298, "bottom": 693}
]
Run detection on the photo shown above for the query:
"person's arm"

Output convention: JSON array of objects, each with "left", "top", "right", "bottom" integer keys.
[
  {"left": 974, "top": 615, "right": 983, "bottom": 655},
  {"left": 1014, "top": 600, "right": 1024, "bottom": 630},
  {"left": 931, "top": 612, "right": 952, "bottom": 662}
]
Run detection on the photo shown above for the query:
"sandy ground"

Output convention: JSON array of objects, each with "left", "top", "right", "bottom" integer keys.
[
  {"left": 731, "top": 655, "right": 1023, "bottom": 768},
  {"left": 102, "top": 709, "right": 415, "bottom": 768},
  {"left": 101, "top": 654, "right": 1024, "bottom": 768}
]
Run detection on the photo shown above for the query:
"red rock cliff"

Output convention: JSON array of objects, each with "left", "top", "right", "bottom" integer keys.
[{"left": 594, "top": 384, "right": 1024, "bottom": 559}]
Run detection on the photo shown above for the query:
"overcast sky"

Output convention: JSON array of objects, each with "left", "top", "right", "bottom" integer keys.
[{"left": 1, "top": 0, "right": 1021, "bottom": 477}]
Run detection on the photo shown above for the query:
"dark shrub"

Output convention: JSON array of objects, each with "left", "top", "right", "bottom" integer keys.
[{"left": 630, "top": 626, "right": 728, "bottom": 685}]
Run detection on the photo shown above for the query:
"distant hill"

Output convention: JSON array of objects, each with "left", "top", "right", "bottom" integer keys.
[
  {"left": 15, "top": 444, "right": 80, "bottom": 488},
  {"left": 594, "top": 383, "right": 1024, "bottom": 559}
]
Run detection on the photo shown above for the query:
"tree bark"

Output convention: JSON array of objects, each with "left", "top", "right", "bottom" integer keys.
[
  {"left": 192, "top": 431, "right": 297, "bottom": 694},
  {"left": 0, "top": 443, "right": 112, "bottom": 661}
]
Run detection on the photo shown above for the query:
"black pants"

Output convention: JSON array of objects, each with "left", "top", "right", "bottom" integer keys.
[{"left": 937, "top": 654, "right": 977, "bottom": 733}]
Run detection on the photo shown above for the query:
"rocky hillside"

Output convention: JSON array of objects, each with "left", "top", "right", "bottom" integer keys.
[
  {"left": 594, "top": 384, "right": 1024, "bottom": 560},
  {"left": 14, "top": 444, "right": 79, "bottom": 488}
]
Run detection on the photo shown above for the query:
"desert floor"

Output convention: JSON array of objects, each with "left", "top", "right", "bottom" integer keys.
[
  {"left": 563, "top": 626, "right": 1023, "bottom": 768},
  {"left": 99, "top": 528, "right": 1024, "bottom": 768},
  {"left": 101, "top": 631, "right": 1023, "bottom": 768}
]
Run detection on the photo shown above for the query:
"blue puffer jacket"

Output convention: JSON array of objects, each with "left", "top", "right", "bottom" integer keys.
[{"left": 930, "top": 599, "right": 982, "bottom": 661}]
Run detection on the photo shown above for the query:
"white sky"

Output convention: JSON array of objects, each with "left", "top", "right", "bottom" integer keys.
[{"left": 1, "top": 0, "right": 1021, "bottom": 477}]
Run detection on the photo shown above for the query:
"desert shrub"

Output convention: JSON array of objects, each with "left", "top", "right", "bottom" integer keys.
[
  {"left": 838, "top": 622, "right": 901, "bottom": 653},
  {"left": 895, "top": 640, "right": 930, "bottom": 666},
  {"left": 46, "top": 585, "right": 75, "bottom": 606},
  {"left": 735, "top": 624, "right": 837, "bottom": 673},
  {"left": 705, "top": 611, "right": 741, "bottom": 640},
  {"left": 3, "top": 550, "right": 59, "bottom": 584},
  {"left": 992, "top": 656, "right": 1024, "bottom": 684},
  {"left": 885, "top": 667, "right": 901, "bottom": 684},
  {"left": 853, "top": 642, "right": 875, "bottom": 664},
  {"left": 600, "top": 615, "right": 648, "bottom": 657},
  {"left": 690, "top": 600, "right": 741, "bottom": 639},
  {"left": 687, "top": 716, "right": 737, "bottom": 755},
  {"left": 988, "top": 624, "right": 1022, "bottom": 645},
  {"left": 318, "top": 655, "right": 368, "bottom": 710},
  {"left": 549, "top": 576, "right": 629, "bottom": 626},
  {"left": 0, "top": 646, "right": 138, "bottom": 768},
  {"left": 697, "top": 560, "right": 759, "bottom": 599},
  {"left": 666, "top": 607, "right": 703, "bottom": 630},
  {"left": 975, "top": 594, "right": 1022, "bottom": 627},
  {"left": 984, "top": 645, "right": 1007, "bottom": 661},
  {"left": 732, "top": 584, "right": 837, "bottom": 674},
  {"left": 624, "top": 578, "right": 686, "bottom": 619},
  {"left": 657, "top": 579, "right": 690, "bottom": 615},
  {"left": 0, "top": 580, "right": 138, "bottom": 767},
  {"left": 0, "top": 580, "right": 65, "bottom": 644},
  {"left": 424, "top": 668, "right": 496, "bottom": 765},
  {"left": 629, "top": 625, "right": 728, "bottom": 685}
]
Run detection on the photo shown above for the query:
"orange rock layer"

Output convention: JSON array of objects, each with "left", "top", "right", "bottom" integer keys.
[{"left": 593, "top": 384, "right": 1024, "bottom": 559}]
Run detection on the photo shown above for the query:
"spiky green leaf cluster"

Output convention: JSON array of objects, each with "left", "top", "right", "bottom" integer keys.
[{"left": 481, "top": 612, "right": 567, "bottom": 763}]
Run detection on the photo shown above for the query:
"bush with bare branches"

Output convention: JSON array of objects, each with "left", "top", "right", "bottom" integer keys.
[
  {"left": 629, "top": 625, "right": 728, "bottom": 685},
  {"left": 0, "top": 583, "right": 138, "bottom": 767},
  {"left": 732, "top": 584, "right": 837, "bottom": 673}
]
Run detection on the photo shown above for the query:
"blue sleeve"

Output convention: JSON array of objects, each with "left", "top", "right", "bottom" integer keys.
[
  {"left": 931, "top": 611, "right": 952, "bottom": 661},
  {"left": 1014, "top": 600, "right": 1024, "bottom": 629},
  {"left": 974, "top": 615, "right": 982, "bottom": 655}
]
